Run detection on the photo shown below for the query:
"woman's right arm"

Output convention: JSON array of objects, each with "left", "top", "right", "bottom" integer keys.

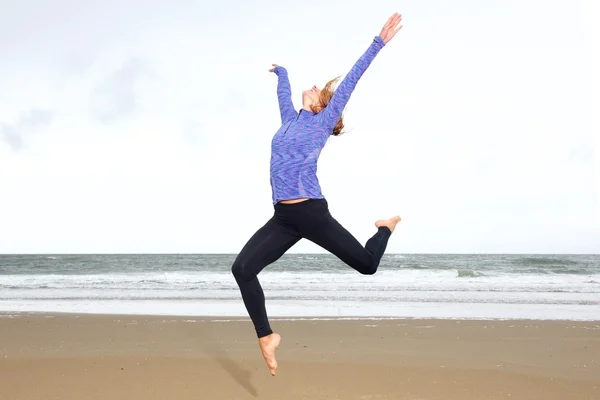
[{"left": 270, "top": 64, "right": 298, "bottom": 123}]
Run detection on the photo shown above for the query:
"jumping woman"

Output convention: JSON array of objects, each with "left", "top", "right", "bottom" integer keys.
[{"left": 232, "top": 12, "right": 403, "bottom": 376}]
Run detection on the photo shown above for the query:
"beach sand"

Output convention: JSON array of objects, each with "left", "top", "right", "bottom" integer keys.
[{"left": 0, "top": 313, "right": 598, "bottom": 400}]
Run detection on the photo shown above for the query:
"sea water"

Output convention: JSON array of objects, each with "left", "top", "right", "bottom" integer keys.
[{"left": 0, "top": 254, "right": 599, "bottom": 320}]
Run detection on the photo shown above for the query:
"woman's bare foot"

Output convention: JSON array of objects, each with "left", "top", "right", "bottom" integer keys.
[
  {"left": 258, "top": 333, "right": 281, "bottom": 376},
  {"left": 375, "top": 216, "right": 401, "bottom": 232}
]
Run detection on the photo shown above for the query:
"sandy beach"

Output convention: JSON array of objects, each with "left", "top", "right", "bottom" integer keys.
[{"left": 0, "top": 313, "right": 598, "bottom": 400}]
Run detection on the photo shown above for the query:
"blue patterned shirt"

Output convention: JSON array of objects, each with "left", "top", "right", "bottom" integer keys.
[{"left": 270, "top": 36, "right": 386, "bottom": 204}]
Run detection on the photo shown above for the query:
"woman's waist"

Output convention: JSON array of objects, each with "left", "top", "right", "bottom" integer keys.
[
  {"left": 269, "top": 162, "right": 318, "bottom": 178},
  {"left": 274, "top": 197, "right": 329, "bottom": 213}
]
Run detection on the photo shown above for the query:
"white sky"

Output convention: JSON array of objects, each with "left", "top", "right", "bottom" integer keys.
[{"left": 0, "top": 0, "right": 598, "bottom": 254}]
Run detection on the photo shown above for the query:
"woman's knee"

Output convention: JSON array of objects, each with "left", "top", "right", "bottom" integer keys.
[
  {"left": 231, "top": 260, "right": 244, "bottom": 279},
  {"left": 231, "top": 259, "right": 254, "bottom": 281},
  {"left": 360, "top": 263, "right": 378, "bottom": 275},
  {"left": 350, "top": 258, "right": 378, "bottom": 275}
]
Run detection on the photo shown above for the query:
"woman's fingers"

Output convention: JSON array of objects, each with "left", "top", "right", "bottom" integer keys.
[
  {"left": 391, "top": 14, "right": 402, "bottom": 30},
  {"left": 385, "top": 13, "right": 396, "bottom": 28},
  {"left": 380, "top": 13, "right": 403, "bottom": 43},
  {"left": 381, "top": 12, "right": 402, "bottom": 40},
  {"left": 383, "top": 13, "right": 398, "bottom": 30}
]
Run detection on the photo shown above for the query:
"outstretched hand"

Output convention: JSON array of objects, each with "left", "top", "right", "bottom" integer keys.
[
  {"left": 379, "top": 12, "right": 403, "bottom": 44},
  {"left": 268, "top": 63, "right": 278, "bottom": 73}
]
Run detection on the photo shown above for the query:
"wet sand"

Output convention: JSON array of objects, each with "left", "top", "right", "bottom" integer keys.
[{"left": 0, "top": 313, "right": 598, "bottom": 400}]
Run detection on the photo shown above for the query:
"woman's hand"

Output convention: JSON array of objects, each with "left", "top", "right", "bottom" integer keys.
[
  {"left": 379, "top": 12, "right": 403, "bottom": 44},
  {"left": 268, "top": 64, "right": 279, "bottom": 73}
]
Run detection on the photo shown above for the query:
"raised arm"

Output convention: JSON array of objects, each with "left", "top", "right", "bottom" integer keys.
[
  {"left": 320, "top": 13, "right": 403, "bottom": 129},
  {"left": 269, "top": 64, "right": 298, "bottom": 123},
  {"left": 319, "top": 37, "right": 385, "bottom": 128}
]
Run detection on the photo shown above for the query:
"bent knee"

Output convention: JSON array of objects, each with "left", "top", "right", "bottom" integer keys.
[
  {"left": 231, "top": 260, "right": 254, "bottom": 281},
  {"left": 231, "top": 261, "right": 243, "bottom": 278},
  {"left": 360, "top": 264, "right": 378, "bottom": 275},
  {"left": 352, "top": 259, "right": 379, "bottom": 275}
]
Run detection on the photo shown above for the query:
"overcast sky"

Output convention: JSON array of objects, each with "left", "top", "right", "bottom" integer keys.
[{"left": 1, "top": 0, "right": 598, "bottom": 254}]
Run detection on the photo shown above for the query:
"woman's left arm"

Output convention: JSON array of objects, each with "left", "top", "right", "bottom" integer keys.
[{"left": 320, "top": 13, "right": 403, "bottom": 129}]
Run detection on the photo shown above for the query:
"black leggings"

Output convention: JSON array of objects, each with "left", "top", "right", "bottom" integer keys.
[{"left": 231, "top": 199, "right": 392, "bottom": 338}]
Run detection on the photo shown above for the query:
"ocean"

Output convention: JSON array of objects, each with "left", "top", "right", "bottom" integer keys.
[{"left": 1, "top": 254, "right": 599, "bottom": 320}]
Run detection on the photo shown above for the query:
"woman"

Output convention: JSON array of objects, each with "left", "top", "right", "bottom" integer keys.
[{"left": 232, "top": 12, "right": 403, "bottom": 376}]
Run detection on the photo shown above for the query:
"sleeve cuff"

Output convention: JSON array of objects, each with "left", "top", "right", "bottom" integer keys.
[{"left": 274, "top": 66, "right": 287, "bottom": 75}]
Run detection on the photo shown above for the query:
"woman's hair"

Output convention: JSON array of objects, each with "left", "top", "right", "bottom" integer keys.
[{"left": 310, "top": 76, "right": 345, "bottom": 136}]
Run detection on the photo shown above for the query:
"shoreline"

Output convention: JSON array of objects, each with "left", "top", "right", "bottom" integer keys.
[
  {"left": 2, "top": 299, "right": 599, "bottom": 321},
  {"left": 3, "top": 310, "right": 600, "bottom": 322}
]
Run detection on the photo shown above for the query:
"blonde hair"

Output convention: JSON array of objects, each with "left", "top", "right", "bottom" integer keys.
[{"left": 310, "top": 76, "right": 345, "bottom": 136}]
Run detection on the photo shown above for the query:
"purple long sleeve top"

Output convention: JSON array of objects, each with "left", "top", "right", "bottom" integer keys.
[{"left": 269, "top": 36, "right": 385, "bottom": 204}]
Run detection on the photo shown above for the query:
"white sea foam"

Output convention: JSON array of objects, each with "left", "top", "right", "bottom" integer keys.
[
  {"left": 1, "top": 254, "right": 598, "bottom": 320},
  {"left": 1, "top": 299, "right": 599, "bottom": 321}
]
